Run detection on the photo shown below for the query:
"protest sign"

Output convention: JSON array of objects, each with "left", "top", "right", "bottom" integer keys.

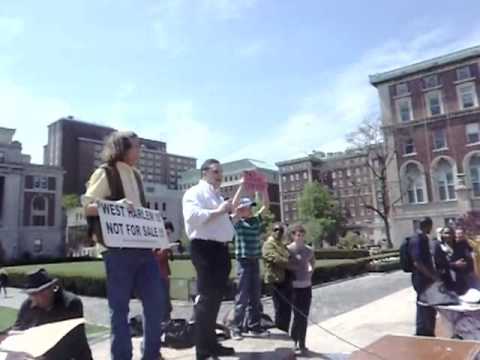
[
  {"left": 97, "top": 200, "right": 169, "bottom": 249},
  {"left": 243, "top": 170, "right": 268, "bottom": 193}
]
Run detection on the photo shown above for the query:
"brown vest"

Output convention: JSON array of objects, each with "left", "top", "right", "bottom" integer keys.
[{"left": 86, "top": 163, "right": 147, "bottom": 246}]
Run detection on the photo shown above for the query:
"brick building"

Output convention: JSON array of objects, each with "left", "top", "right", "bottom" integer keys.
[
  {"left": 276, "top": 151, "right": 385, "bottom": 243},
  {"left": 44, "top": 116, "right": 196, "bottom": 195},
  {"left": 0, "top": 127, "right": 64, "bottom": 261},
  {"left": 370, "top": 45, "right": 480, "bottom": 246},
  {"left": 178, "top": 159, "right": 281, "bottom": 221}
]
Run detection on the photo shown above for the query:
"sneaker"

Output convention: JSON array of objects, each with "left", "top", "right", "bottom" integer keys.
[
  {"left": 212, "top": 345, "right": 235, "bottom": 356},
  {"left": 231, "top": 328, "right": 243, "bottom": 340},
  {"left": 248, "top": 328, "right": 270, "bottom": 337}
]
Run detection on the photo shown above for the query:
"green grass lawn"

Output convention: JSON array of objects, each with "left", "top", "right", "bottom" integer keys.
[{"left": 0, "top": 306, "right": 108, "bottom": 336}]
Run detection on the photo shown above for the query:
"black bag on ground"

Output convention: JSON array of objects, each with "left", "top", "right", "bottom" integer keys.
[{"left": 163, "top": 319, "right": 195, "bottom": 349}]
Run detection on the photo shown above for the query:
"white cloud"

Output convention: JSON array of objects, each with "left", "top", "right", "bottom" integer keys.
[
  {"left": 225, "top": 26, "right": 480, "bottom": 164},
  {"left": 149, "top": 0, "right": 258, "bottom": 53},
  {"left": 0, "top": 17, "right": 24, "bottom": 44}
]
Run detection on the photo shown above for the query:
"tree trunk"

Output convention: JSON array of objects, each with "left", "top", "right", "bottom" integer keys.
[{"left": 384, "top": 217, "right": 393, "bottom": 249}]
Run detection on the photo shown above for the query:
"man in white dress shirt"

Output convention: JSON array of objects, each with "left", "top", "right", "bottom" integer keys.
[{"left": 183, "top": 159, "right": 238, "bottom": 360}]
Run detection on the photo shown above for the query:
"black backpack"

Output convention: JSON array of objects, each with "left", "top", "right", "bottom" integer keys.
[{"left": 399, "top": 236, "right": 413, "bottom": 272}]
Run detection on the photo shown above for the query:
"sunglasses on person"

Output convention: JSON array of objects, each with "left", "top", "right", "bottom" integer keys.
[{"left": 273, "top": 228, "right": 284, "bottom": 233}]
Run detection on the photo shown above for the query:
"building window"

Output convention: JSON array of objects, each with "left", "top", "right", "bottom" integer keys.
[
  {"left": 456, "top": 66, "right": 472, "bottom": 81},
  {"left": 396, "top": 98, "right": 413, "bottom": 122},
  {"left": 433, "top": 128, "right": 447, "bottom": 150},
  {"left": 33, "top": 176, "right": 48, "bottom": 190},
  {"left": 295, "top": 173, "right": 300, "bottom": 180},
  {"left": 303, "top": 172, "right": 308, "bottom": 180},
  {"left": 290, "top": 174, "right": 294, "bottom": 181},
  {"left": 470, "top": 155, "right": 480, "bottom": 197},
  {"left": 403, "top": 138, "right": 416, "bottom": 155},
  {"left": 457, "top": 83, "right": 478, "bottom": 110},
  {"left": 433, "top": 159, "right": 456, "bottom": 201},
  {"left": 426, "top": 91, "right": 443, "bottom": 116},
  {"left": 466, "top": 123, "right": 480, "bottom": 144},
  {"left": 396, "top": 83, "right": 409, "bottom": 96},
  {"left": 31, "top": 196, "right": 48, "bottom": 226},
  {"left": 282, "top": 176, "right": 287, "bottom": 182},
  {"left": 33, "top": 239, "right": 43, "bottom": 253},
  {"left": 403, "top": 163, "right": 426, "bottom": 204},
  {"left": 0, "top": 152, "right": 4, "bottom": 163},
  {"left": 424, "top": 74, "right": 439, "bottom": 89}
]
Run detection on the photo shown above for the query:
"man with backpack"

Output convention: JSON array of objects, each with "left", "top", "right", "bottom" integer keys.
[{"left": 408, "top": 217, "right": 440, "bottom": 337}]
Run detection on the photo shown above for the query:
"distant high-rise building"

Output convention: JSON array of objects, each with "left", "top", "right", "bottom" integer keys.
[{"left": 44, "top": 116, "right": 196, "bottom": 195}]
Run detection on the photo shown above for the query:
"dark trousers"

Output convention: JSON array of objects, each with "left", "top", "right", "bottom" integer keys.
[
  {"left": 291, "top": 286, "right": 312, "bottom": 348},
  {"left": 271, "top": 280, "right": 292, "bottom": 333},
  {"left": 416, "top": 302, "right": 436, "bottom": 336},
  {"left": 191, "top": 240, "right": 231, "bottom": 358}
]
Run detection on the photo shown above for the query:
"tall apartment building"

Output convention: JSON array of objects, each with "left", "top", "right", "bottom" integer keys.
[
  {"left": 0, "top": 127, "right": 64, "bottom": 261},
  {"left": 276, "top": 151, "right": 384, "bottom": 242},
  {"left": 370, "top": 45, "right": 480, "bottom": 246},
  {"left": 178, "top": 159, "right": 281, "bottom": 221},
  {"left": 44, "top": 116, "right": 196, "bottom": 195}
]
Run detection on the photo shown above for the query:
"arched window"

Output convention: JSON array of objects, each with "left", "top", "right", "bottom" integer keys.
[
  {"left": 402, "top": 163, "right": 426, "bottom": 204},
  {"left": 31, "top": 196, "right": 48, "bottom": 226},
  {"left": 432, "top": 159, "right": 456, "bottom": 201},
  {"left": 469, "top": 155, "right": 480, "bottom": 197}
]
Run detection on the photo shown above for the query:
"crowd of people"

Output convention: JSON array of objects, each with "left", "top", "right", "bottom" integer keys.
[
  {"left": 408, "top": 216, "right": 479, "bottom": 337},
  {"left": 5, "top": 130, "right": 480, "bottom": 359},
  {"left": 0, "top": 131, "right": 314, "bottom": 360}
]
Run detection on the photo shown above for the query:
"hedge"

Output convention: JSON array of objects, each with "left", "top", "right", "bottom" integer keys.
[{"left": 4, "top": 254, "right": 400, "bottom": 300}]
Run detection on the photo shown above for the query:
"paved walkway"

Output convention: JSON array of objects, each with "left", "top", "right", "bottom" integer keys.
[{"left": 1, "top": 271, "right": 414, "bottom": 359}]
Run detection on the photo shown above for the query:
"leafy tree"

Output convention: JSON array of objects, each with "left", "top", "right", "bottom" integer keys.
[
  {"left": 297, "top": 182, "right": 345, "bottom": 248},
  {"left": 63, "top": 194, "right": 81, "bottom": 209}
]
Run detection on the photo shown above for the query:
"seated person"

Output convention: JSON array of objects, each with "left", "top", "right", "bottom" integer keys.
[
  {"left": 10, "top": 268, "right": 92, "bottom": 360},
  {"left": 435, "top": 227, "right": 474, "bottom": 295}
]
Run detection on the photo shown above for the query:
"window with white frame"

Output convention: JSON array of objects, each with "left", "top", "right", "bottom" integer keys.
[
  {"left": 396, "top": 98, "right": 413, "bottom": 122},
  {"left": 403, "top": 163, "right": 426, "bottom": 204},
  {"left": 424, "top": 74, "right": 439, "bottom": 89},
  {"left": 403, "top": 138, "right": 416, "bottom": 155},
  {"left": 457, "top": 66, "right": 472, "bottom": 81},
  {"left": 433, "top": 159, "right": 456, "bottom": 201},
  {"left": 470, "top": 155, "right": 480, "bottom": 197},
  {"left": 426, "top": 91, "right": 443, "bottom": 116},
  {"left": 433, "top": 128, "right": 447, "bottom": 150},
  {"left": 396, "top": 83, "right": 409, "bottom": 96},
  {"left": 457, "top": 83, "right": 478, "bottom": 110},
  {"left": 466, "top": 123, "right": 480, "bottom": 144},
  {"left": 303, "top": 172, "right": 308, "bottom": 180}
]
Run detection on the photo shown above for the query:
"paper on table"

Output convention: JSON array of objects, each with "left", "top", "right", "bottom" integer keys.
[
  {"left": 0, "top": 318, "right": 85, "bottom": 358},
  {"left": 459, "top": 288, "right": 480, "bottom": 304}
]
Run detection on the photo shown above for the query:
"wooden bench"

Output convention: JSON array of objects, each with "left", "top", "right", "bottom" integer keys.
[{"left": 349, "top": 334, "right": 480, "bottom": 360}]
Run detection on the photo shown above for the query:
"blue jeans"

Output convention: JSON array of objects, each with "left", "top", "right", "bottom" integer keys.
[
  {"left": 234, "top": 258, "right": 262, "bottom": 331},
  {"left": 103, "top": 249, "right": 166, "bottom": 360}
]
